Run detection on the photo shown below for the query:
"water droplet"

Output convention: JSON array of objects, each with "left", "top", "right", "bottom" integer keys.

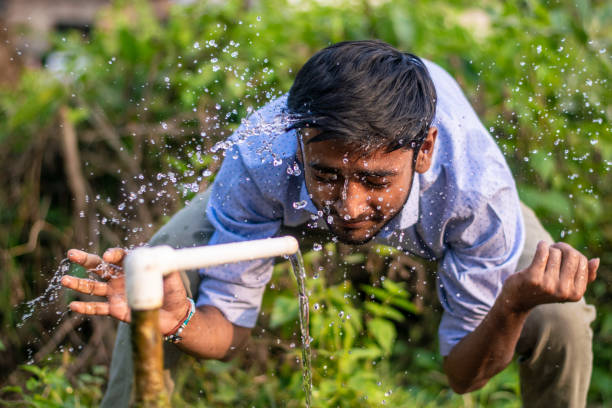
[{"left": 293, "top": 200, "right": 307, "bottom": 210}]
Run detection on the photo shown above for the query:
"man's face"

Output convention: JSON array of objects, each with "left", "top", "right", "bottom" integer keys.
[{"left": 299, "top": 128, "right": 436, "bottom": 245}]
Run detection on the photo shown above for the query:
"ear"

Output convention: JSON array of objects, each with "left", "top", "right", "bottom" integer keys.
[
  {"left": 415, "top": 127, "right": 437, "bottom": 174},
  {"left": 295, "top": 130, "right": 303, "bottom": 165},
  {"left": 295, "top": 128, "right": 321, "bottom": 165}
]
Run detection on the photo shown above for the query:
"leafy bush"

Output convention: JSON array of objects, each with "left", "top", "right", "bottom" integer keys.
[
  {"left": 0, "top": 363, "right": 106, "bottom": 407},
  {"left": 169, "top": 247, "right": 522, "bottom": 408}
]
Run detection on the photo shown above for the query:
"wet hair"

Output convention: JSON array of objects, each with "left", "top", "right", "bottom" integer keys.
[{"left": 287, "top": 40, "right": 437, "bottom": 153}]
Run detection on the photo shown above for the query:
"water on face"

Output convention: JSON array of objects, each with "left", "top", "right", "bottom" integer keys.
[{"left": 289, "top": 251, "right": 312, "bottom": 408}]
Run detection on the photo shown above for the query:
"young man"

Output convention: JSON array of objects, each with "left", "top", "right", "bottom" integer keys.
[{"left": 62, "top": 40, "right": 598, "bottom": 407}]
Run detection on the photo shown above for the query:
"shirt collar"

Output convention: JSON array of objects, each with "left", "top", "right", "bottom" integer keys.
[{"left": 298, "top": 177, "right": 319, "bottom": 215}]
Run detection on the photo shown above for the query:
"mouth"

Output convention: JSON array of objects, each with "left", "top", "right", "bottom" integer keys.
[{"left": 330, "top": 216, "right": 376, "bottom": 230}]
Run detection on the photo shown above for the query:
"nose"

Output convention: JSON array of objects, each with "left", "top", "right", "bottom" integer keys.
[{"left": 333, "top": 179, "right": 369, "bottom": 220}]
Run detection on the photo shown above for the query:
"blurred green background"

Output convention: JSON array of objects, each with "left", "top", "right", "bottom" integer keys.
[{"left": 0, "top": 0, "right": 610, "bottom": 406}]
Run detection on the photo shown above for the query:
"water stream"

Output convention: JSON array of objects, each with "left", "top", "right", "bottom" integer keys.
[{"left": 289, "top": 251, "right": 312, "bottom": 408}]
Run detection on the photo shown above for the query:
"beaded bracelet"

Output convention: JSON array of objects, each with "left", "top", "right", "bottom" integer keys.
[{"left": 164, "top": 298, "right": 195, "bottom": 344}]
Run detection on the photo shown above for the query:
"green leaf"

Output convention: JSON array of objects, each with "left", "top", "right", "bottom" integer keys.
[
  {"left": 529, "top": 151, "right": 555, "bottom": 182},
  {"left": 346, "top": 347, "right": 382, "bottom": 361},
  {"left": 381, "top": 279, "right": 408, "bottom": 297},
  {"left": 361, "top": 285, "right": 393, "bottom": 302},
  {"left": 345, "top": 370, "right": 382, "bottom": 397},
  {"left": 269, "top": 295, "right": 299, "bottom": 328},
  {"left": 20, "top": 365, "right": 44, "bottom": 378},
  {"left": 367, "top": 318, "right": 396, "bottom": 355},
  {"left": 0, "top": 385, "right": 22, "bottom": 394},
  {"left": 342, "top": 253, "right": 365, "bottom": 264},
  {"left": 373, "top": 244, "right": 398, "bottom": 257},
  {"left": 389, "top": 297, "right": 420, "bottom": 314},
  {"left": 600, "top": 314, "right": 612, "bottom": 336},
  {"left": 518, "top": 186, "right": 572, "bottom": 219},
  {"left": 364, "top": 301, "right": 405, "bottom": 322}
]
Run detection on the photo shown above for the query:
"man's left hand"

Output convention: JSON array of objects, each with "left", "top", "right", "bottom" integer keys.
[{"left": 502, "top": 241, "right": 599, "bottom": 314}]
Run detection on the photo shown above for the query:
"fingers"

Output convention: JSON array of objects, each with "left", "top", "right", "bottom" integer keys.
[
  {"left": 587, "top": 258, "right": 599, "bottom": 283},
  {"left": 548, "top": 242, "right": 598, "bottom": 301},
  {"left": 61, "top": 275, "right": 109, "bottom": 297},
  {"left": 103, "top": 248, "right": 127, "bottom": 265},
  {"left": 553, "top": 243, "right": 580, "bottom": 296},
  {"left": 528, "top": 241, "right": 550, "bottom": 277},
  {"left": 67, "top": 248, "right": 125, "bottom": 280},
  {"left": 543, "top": 245, "right": 562, "bottom": 283},
  {"left": 69, "top": 301, "right": 110, "bottom": 316},
  {"left": 67, "top": 249, "right": 102, "bottom": 269},
  {"left": 573, "top": 255, "right": 588, "bottom": 296}
]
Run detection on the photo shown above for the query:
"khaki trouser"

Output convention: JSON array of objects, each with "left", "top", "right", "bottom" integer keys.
[{"left": 100, "top": 193, "right": 596, "bottom": 408}]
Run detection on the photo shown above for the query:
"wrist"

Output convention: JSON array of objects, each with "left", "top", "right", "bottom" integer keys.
[
  {"left": 164, "top": 298, "right": 195, "bottom": 343},
  {"left": 172, "top": 298, "right": 192, "bottom": 326},
  {"left": 499, "top": 275, "right": 531, "bottom": 315}
]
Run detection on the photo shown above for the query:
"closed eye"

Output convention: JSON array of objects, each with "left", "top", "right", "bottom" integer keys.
[
  {"left": 364, "top": 180, "right": 389, "bottom": 190},
  {"left": 310, "top": 164, "right": 340, "bottom": 183},
  {"left": 313, "top": 172, "right": 339, "bottom": 183},
  {"left": 363, "top": 178, "right": 390, "bottom": 189}
]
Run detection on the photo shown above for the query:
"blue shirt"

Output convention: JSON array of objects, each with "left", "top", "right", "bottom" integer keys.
[{"left": 196, "top": 60, "right": 525, "bottom": 356}]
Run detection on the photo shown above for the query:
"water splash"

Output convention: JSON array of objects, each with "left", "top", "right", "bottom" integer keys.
[
  {"left": 210, "top": 98, "right": 297, "bottom": 165},
  {"left": 293, "top": 200, "right": 308, "bottom": 210},
  {"left": 289, "top": 251, "right": 312, "bottom": 408},
  {"left": 17, "top": 258, "right": 71, "bottom": 328}
]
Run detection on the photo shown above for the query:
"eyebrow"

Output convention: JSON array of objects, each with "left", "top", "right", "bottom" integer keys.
[
  {"left": 309, "top": 163, "right": 340, "bottom": 174},
  {"left": 303, "top": 130, "right": 337, "bottom": 144},
  {"left": 309, "top": 163, "right": 398, "bottom": 178}
]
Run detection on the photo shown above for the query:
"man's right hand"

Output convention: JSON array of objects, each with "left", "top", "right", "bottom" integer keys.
[
  {"left": 61, "top": 248, "right": 131, "bottom": 322},
  {"left": 61, "top": 248, "right": 192, "bottom": 335},
  {"left": 501, "top": 241, "right": 599, "bottom": 314}
]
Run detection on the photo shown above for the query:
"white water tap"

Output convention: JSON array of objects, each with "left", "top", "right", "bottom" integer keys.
[{"left": 125, "top": 236, "right": 299, "bottom": 310}]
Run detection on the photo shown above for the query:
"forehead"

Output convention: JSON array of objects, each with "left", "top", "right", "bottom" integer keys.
[{"left": 302, "top": 136, "right": 413, "bottom": 173}]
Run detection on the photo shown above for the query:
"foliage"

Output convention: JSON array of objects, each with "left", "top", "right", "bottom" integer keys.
[
  {"left": 0, "top": 0, "right": 610, "bottom": 406},
  {"left": 167, "top": 251, "right": 522, "bottom": 407},
  {"left": 0, "top": 361, "right": 106, "bottom": 407},
  {"left": 1, "top": 249, "right": 521, "bottom": 407}
]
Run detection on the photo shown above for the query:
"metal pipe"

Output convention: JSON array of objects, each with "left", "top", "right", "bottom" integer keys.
[{"left": 124, "top": 236, "right": 299, "bottom": 406}]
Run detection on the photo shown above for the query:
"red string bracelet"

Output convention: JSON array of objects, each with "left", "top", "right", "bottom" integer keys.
[{"left": 163, "top": 298, "right": 195, "bottom": 343}]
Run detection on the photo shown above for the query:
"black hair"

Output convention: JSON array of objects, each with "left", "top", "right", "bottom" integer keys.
[{"left": 287, "top": 40, "right": 437, "bottom": 153}]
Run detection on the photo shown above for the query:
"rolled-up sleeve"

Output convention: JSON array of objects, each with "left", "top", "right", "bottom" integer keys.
[
  {"left": 195, "top": 144, "right": 282, "bottom": 328},
  {"left": 437, "top": 188, "right": 524, "bottom": 356}
]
